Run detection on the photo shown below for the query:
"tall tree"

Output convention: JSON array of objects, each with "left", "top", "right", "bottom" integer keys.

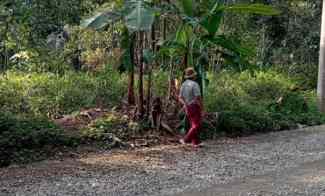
[{"left": 318, "top": 0, "right": 325, "bottom": 112}]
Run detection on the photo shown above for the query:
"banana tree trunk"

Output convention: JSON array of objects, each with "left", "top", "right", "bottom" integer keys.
[
  {"left": 128, "top": 70, "right": 135, "bottom": 105},
  {"left": 138, "top": 32, "right": 145, "bottom": 118},
  {"left": 128, "top": 34, "right": 136, "bottom": 105},
  {"left": 146, "top": 25, "right": 155, "bottom": 117},
  {"left": 318, "top": 0, "right": 325, "bottom": 112}
]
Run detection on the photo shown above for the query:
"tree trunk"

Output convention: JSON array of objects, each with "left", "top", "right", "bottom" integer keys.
[
  {"left": 168, "top": 58, "right": 175, "bottom": 101},
  {"left": 146, "top": 71, "right": 152, "bottom": 117},
  {"left": 138, "top": 32, "right": 145, "bottom": 118},
  {"left": 163, "top": 14, "right": 167, "bottom": 66},
  {"left": 128, "top": 70, "right": 135, "bottom": 105},
  {"left": 146, "top": 25, "right": 156, "bottom": 117},
  {"left": 128, "top": 34, "right": 136, "bottom": 105},
  {"left": 2, "top": 20, "right": 9, "bottom": 71},
  {"left": 318, "top": 0, "right": 325, "bottom": 112}
]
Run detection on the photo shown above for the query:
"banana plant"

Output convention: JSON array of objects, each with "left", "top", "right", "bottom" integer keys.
[
  {"left": 160, "top": 0, "right": 280, "bottom": 96},
  {"left": 82, "top": 0, "right": 157, "bottom": 109},
  {"left": 167, "top": 0, "right": 280, "bottom": 134},
  {"left": 81, "top": 0, "right": 156, "bottom": 32}
]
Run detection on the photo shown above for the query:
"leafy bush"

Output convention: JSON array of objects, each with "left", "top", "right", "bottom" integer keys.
[
  {"left": 205, "top": 70, "right": 325, "bottom": 136},
  {"left": 82, "top": 113, "right": 131, "bottom": 141},
  {"left": 274, "top": 64, "right": 318, "bottom": 90},
  {"left": 218, "top": 105, "right": 275, "bottom": 135},
  {"left": 0, "top": 67, "right": 126, "bottom": 116},
  {"left": 0, "top": 113, "right": 76, "bottom": 167},
  {"left": 152, "top": 69, "right": 169, "bottom": 98},
  {"left": 240, "top": 71, "right": 294, "bottom": 101},
  {"left": 205, "top": 71, "right": 249, "bottom": 112}
]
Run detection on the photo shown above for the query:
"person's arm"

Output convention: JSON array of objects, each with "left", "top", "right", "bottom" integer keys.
[
  {"left": 179, "top": 84, "right": 190, "bottom": 115},
  {"left": 178, "top": 95, "right": 188, "bottom": 114},
  {"left": 178, "top": 95, "right": 186, "bottom": 106}
]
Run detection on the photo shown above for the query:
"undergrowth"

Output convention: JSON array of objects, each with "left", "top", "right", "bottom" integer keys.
[
  {"left": 0, "top": 66, "right": 126, "bottom": 117},
  {"left": 1, "top": 67, "right": 325, "bottom": 167},
  {"left": 0, "top": 112, "right": 78, "bottom": 167},
  {"left": 204, "top": 70, "right": 325, "bottom": 136}
]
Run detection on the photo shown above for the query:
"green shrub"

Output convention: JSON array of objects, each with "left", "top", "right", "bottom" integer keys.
[
  {"left": 152, "top": 69, "right": 169, "bottom": 98},
  {"left": 0, "top": 75, "right": 27, "bottom": 113},
  {"left": 0, "top": 113, "right": 76, "bottom": 167},
  {"left": 205, "top": 70, "right": 325, "bottom": 136},
  {"left": 268, "top": 91, "right": 308, "bottom": 114},
  {"left": 205, "top": 71, "right": 249, "bottom": 112},
  {"left": 274, "top": 64, "right": 318, "bottom": 90},
  {"left": 0, "top": 67, "right": 126, "bottom": 116},
  {"left": 94, "top": 66, "right": 127, "bottom": 105},
  {"left": 81, "top": 113, "right": 131, "bottom": 140},
  {"left": 240, "top": 71, "right": 294, "bottom": 101},
  {"left": 218, "top": 105, "right": 275, "bottom": 135}
]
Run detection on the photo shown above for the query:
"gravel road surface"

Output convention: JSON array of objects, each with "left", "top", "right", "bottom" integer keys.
[{"left": 2, "top": 126, "right": 325, "bottom": 196}]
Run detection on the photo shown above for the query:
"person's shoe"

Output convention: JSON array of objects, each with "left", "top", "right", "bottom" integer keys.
[
  {"left": 192, "top": 143, "right": 205, "bottom": 148},
  {"left": 179, "top": 139, "right": 186, "bottom": 145},
  {"left": 198, "top": 142, "right": 205, "bottom": 147}
]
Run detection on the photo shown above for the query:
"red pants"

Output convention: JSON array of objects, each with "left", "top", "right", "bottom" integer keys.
[{"left": 184, "top": 102, "right": 202, "bottom": 145}]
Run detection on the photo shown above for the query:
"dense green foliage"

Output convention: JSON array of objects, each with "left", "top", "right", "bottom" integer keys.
[
  {"left": 205, "top": 71, "right": 325, "bottom": 136},
  {"left": 274, "top": 63, "right": 319, "bottom": 89},
  {"left": 0, "top": 67, "right": 126, "bottom": 116},
  {"left": 226, "top": 0, "right": 321, "bottom": 67},
  {"left": 0, "top": 112, "right": 75, "bottom": 167}
]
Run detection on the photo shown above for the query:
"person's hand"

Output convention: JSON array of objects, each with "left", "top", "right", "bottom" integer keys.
[
  {"left": 201, "top": 111, "right": 207, "bottom": 118},
  {"left": 184, "top": 106, "right": 189, "bottom": 115},
  {"left": 178, "top": 106, "right": 186, "bottom": 115}
]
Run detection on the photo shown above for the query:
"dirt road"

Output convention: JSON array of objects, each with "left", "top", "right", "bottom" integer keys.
[
  {"left": 175, "top": 158, "right": 325, "bottom": 196},
  {"left": 2, "top": 126, "right": 325, "bottom": 196}
]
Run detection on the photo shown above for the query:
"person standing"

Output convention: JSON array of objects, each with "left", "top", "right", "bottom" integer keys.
[{"left": 178, "top": 67, "right": 204, "bottom": 148}]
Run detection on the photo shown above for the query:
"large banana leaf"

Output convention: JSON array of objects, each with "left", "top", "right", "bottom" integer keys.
[
  {"left": 207, "top": 35, "right": 253, "bottom": 57},
  {"left": 175, "top": 25, "right": 193, "bottom": 47},
  {"left": 81, "top": 11, "right": 122, "bottom": 30},
  {"left": 199, "top": 3, "right": 279, "bottom": 37},
  {"left": 200, "top": 10, "right": 223, "bottom": 37},
  {"left": 82, "top": 0, "right": 156, "bottom": 32},
  {"left": 225, "top": 3, "right": 281, "bottom": 16},
  {"left": 125, "top": 0, "right": 155, "bottom": 32},
  {"left": 199, "top": 1, "right": 224, "bottom": 37}
]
